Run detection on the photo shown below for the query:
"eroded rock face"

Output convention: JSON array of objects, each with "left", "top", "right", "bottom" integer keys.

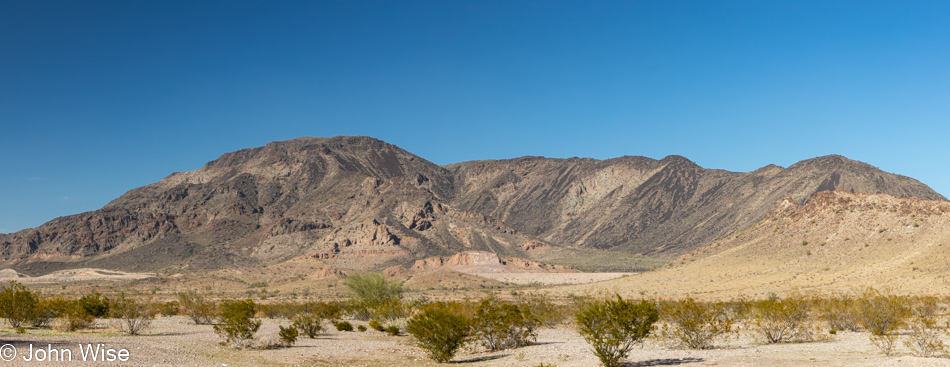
[{"left": 0, "top": 136, "right": 943, "bottom": 275}]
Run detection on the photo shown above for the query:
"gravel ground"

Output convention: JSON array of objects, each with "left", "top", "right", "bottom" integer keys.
[{"left": 2, "top": 317, "right": 949, "bottom": 367}]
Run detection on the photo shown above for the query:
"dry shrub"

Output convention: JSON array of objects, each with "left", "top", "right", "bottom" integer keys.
[
  {"left": 472, "top": 296, "right": 539, "bottom": 351},
  {"left": 903, "top": 297, "right": 946, "bottom": 357},
  {"left": 516, "top": 292, "right": 569, "bottom": 327},
  {"left": 818, "top": 294, "right": 861, "bottom": 332},
  {"left": 177, "top": 290, "right": 217, "bottom": 325},
  {"left": 857, "top": 287, "right": 910, "bottom": 355},
  {"left": 749, "top": 293, "right": 820, "bottom": 343},
  {"left": 110, "top": 292, "right": 155, "bottom": 335},
  {"left": 660, "top": 297, "right": 735, "bottom": 349}
]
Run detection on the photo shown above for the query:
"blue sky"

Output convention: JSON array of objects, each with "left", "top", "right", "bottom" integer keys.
[{"left": 2, "top": 1, "right": 950, "bottom": 233}]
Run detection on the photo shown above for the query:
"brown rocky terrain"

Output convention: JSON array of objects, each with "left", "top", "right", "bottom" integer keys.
[
  {"left": 568, "top": 190, "right": 950, "bottom": 299},
  {"left": 0, "top": 136, "right": 943, "bottom": 276}
]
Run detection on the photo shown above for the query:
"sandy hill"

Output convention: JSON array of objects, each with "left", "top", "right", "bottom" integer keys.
[
  {"left": 567, "top": 191, "right": 950, "bottom": 299},
  {"left": 0, "top": 136, "right": 943, "bottom": 276}
]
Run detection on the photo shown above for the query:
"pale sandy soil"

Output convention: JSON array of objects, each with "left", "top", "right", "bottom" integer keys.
[
  {"left": 2, "top": 317, "right": 949, "bottom": 367},
  {"left": 469, "top": 272, "right": 636, "bottom": 285}
]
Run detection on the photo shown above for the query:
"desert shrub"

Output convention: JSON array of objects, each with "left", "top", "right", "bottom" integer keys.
[
  {"left": 516, "top": 292, "right": 569, "bottom": 327},
  {"left": 278, "top": 325, "right": 299, "bottom": 347},
  {"left": 357, "top": 324, "right": 367, "bottom": 332},
  {"left": 368, "top": 319, "right": 384, "bottom": 332},
  {"left": 30, "top": 296, "right": 70, "bottom": 328},
  {"left": 213, "top": 299, "right": 262, "bottom": 349},
  {"left": 77, "top": 291, "right": 110, "bottom": 318},
  {"left": 749, "top": 294, "right": 819, "bottom": 343},
  {"left": 53, "top": 301, "right": 94, "bottom": 332},
  {"left": 904, "top": 297, "right": 947, "bottom": 357},
  {"left": 260, "top": 302, "right": 299, "bottom": 319},
  {"left": 177, "top": 290, "right": 217, "bottom": 325},
  {"left": 110, "top": 292, "right": 155, "bottom": 335},
  {"left": 385, "top": 325, "right": 401, "bottom": 336},
  {"left": 858, "top": 288, "right": 910, "bottom": 355},
  {"left": 406, "top": 304, "right": 472, "bottom": 363},
  {"left": 157, "top": 301, "right": 181, "bottom": 317},
  {"left": 371, "top": 297, "right": 411, "bottom": 322},
  {"left": 472, "top": 297, "right": 539, "bottom": 351},
  {"left": 333, "top": 320, "right": 354, "bottom": 331},
  {"left": 575, "top": 295, "right": 659, "bottom": 367},
  {"left": 660, "top": 297, "right": 735, "bottom": 349},
  {"left": 818, "top": 294, "right": 861, "bottom": 332},
  {"left": 344, "top": 272, "right": 403, "bottom": 306},
  {"left": 291, "top": 312, "right": 322, "bottom": 338},
  {"left": 0, "top": 281, "right": 38, "bottom": 328}
]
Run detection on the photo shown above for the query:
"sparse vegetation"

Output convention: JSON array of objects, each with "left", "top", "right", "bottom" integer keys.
[
  {"left": 660, "top": 296, "right": 735, "bottom": 349},
  {"left": 749, "top": 293, "right": 819, "bottom": 343},
  {"left": 472, "top": 296, "right": 539, "bottom": 351},
  {"left": 407, "top": 303, "right": 472, "bottom": 363},
  {"left": 110, "top": 292, "right": 155, "bottom": 335},
  {"left": 213, "top": 299, "right": 262, "bottom": 349},
  {"left": 858, "top": 288, "right": 909, "bottom": 355},
  {"left": 177, "top": 290, "right": 217, "bottom": 325},
  {"left": 575, "top": 295, "right": 658, "bottom": 367}
]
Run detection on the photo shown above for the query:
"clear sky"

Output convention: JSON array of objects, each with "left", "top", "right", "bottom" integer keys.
[{"left": 2, "top": 0, "right": 950, "bottom": 234}]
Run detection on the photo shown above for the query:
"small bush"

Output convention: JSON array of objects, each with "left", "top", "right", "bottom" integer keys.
[
  {"left": 344, "top": 272, "right": 403, "bottom": 306},
  {"left": 357, "top": 324, "right": 367, "bottom": 332},
  {"left": 576, "top": 295, "right": 659, "bottom": 367},
  {"left": 30, "top": 296, "right": 70, "bottom": 328},
  {"left": 157, "top": 301, "right": 181, "bottom": 317},
  {"left": 0, "top": 281, "right": 38, "bottom": 328},
  {"left": 278, "top": 325, "right": 299, "bottom": 347},
  {"left": 472, "top": 297, "right": 539, "bottom": 351},
  {"left": 516, "top": 292, "right": 569, "bottom": 327},
  {"left": 110, "top": 292, "right": 155, "bottom": 335},
  {"left": 291, "top": 313, "right": 322, "bottom": 338},
  {"left": 406, "top": 304, "right": 471, "bottom": 363},
  {"left": 213, "top": 299, "right": 262, "bottom": 349},
  {"left": 53, "top": 302, "right": 94, "bottom": 332},
  {"left": 858, "top": 288, "right": 910, "bottom": 355},
  {"left": 660, "top": 297, "right": 735, "bottom": 349},
  {"left": 904, "top": 297, "right": 947, "bottom": 357},
  {"left": 177, "top": 290, "right": 217, "bottom": 325},
  {"left": 333, "top": 320, "right": 353, "bottom": 331},
  {"left": 749, "top": 294, "right": 819, "bottom": 343},
  {"left": 77, "top": 291, "right": 110, "bottom": 318},
  {"left": 368, "top": 319, "right": 384, "bottom": 331},
  {"left": 818, "top": 294, "right": 861, "bottom": 332},
  {"left": 385, "top": 325, "right": 400, "bottom": 336}
]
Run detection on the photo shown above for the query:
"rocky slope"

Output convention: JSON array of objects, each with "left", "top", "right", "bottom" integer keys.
[
  {"left": 449, "top": 154, "right": 943, "bottom": 255},
  {"left": 569, "top": 190, "right": 950, "bottom": 299},
  {"left": 0, "top": 136, "right": 944, "bottom": 275}
]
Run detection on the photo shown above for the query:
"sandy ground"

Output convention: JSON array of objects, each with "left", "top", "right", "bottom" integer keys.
[
  {"left": 469, "top": 272, "right": 635, "bottom": 285},
  {"left": 1, "top": 317, "right": 949, "bottom": 367}
]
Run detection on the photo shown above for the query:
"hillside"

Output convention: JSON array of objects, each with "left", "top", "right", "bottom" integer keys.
[
  {"left": 569, "top": 191, "right": 950, "bottom": 299},
  {"left": 0, "top": 136, "right": 944, "bottom": 276}
]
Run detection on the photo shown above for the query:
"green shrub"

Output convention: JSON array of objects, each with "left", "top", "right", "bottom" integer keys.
[
  {"left": 575, "top": 295, "right": 658, "bottom": 367},
  {"left": 0, "top": 281, "right": 38, "bottom": 328},
  {"left": 291, "top": 313, "right": 323, "bottom": 338},
  {"left": 516, "top": 292, "right": 569, "bottom": 327},
  {"left": 344, "top": 272, "right": 403, "bottom": 305},
  {"left": 749, "top": 294, "right": 818, "bottom": 343},
  {"left": 278, "top": 325, "right": 299, "bottom": 346},
  {"left": 407, "top": 304, "right": 472, "bottom": 363},
  {"left": 157, "top": 301, "right": 181, "bottom": 317},
  {"left": 30, "top": 296, "right": 70, "bottom": 328},
  {"left": 818, "top": 294, "right": 861, "bottom": 332},
  {"left": 333, "top": 320, "right": 353, "bottom": 331},
  {"left": 213, "top": 299, "right": 262, "bottom": 349},
  {"left": 368, "top": 319, "right": 384, "bottom": 332},
  {"left": 177, "top": 290, "right": 217, "bottom": 325},
  {"left": 385, "top": 325, "right": 400, "bottom": 336},
  {"left": 357, "top": 324, "right": 367, "bottom": 332},
  {"left": 53, "top": 301, "right": 94, "bottom": 332},
  {"left": 472, "top": 297, "right": 539, "bottom": 351},
  {"left": 77, "top": 291, "right": 110, "bottom": 318},
  {"left": 660, "top": 297, "right": 735, "bottom": 349},
  {"left": 110, "top": 292, "right": 155, "bottom": 335},
  {"left": 858, "top": 288, "right": 910, "bottom": 355}
]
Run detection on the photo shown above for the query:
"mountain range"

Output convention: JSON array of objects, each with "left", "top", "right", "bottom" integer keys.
[{"left": 0, "top": 136, "right": 943, "bottom": 276}]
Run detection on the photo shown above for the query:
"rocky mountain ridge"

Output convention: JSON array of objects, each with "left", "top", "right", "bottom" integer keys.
[{"left": 0, "top": 136, "right": 943, "bottom": 275}]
